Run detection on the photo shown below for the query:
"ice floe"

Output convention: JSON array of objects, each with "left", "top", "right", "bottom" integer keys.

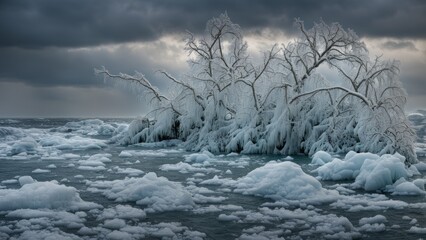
[
  {"left": 234, "top": 161, "right": 339, "bottom": 203},
  {"left": 0, "top": 180, "right": 100, "bottom": 211},
  {"left": 86, "top": 172, "right": 194, "bottom": 212}
]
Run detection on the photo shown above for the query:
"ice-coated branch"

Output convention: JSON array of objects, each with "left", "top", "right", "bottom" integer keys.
[
  {"left": 95, "top": 67, "right": 168, "bottom": 103},
  {"left": 290, "top": 86, "right": 370, "bottom": 106}
]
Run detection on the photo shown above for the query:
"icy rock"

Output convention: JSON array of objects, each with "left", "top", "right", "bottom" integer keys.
[{"left": 234, "top": 161, "right": 338, "bottom": 202}]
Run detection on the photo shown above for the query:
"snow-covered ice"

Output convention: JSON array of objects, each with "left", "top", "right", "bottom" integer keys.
[{"left": 234, "top": 161, "right": 339, "bottom": 202}]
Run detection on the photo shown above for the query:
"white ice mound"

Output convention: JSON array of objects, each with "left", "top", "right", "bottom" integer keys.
[
  {"left": 353, "top": 153, "right": 410, "bottom": 191},
  {"left": 184, "top": 151, "right": 214, "bottom": 163},
  {"left": 87, "top": 172, "right": 194, "bottom": 212},
  {"left": 311, "top": 151, "right": 333, "bottom": 166},
  {"left": 315, "top": 151, "right": 380, "bottom": 181},
  {"left": 234, "top": 161, "right": 338, "bottom": 202},
  {"left": 314, "top": 151, "right": 415, "bottom": 191},
  {"left": 10, "top": 137, "right": 39, "bottom": 155},
  {"left": 390, "top": 178, "right": 426, "bottom": 196},
  {"left": 0, "top": 181, "right": 100, "bottom": 211}
]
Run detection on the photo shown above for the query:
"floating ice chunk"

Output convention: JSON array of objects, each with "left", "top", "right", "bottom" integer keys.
[
  {"left": 414, "top": 162, "right": 426, "bottom": 171},
  {"left": 77, "top": 227, "right": 98, "bottom": 235},
  {"left": 112, "top": 166, "right": 144, "bottom": 176},
  {"left": 192, "top": 194, "right": 226, "bottom": 204},
  {"left": 239, "top": 230, "right": 285, "bottom": 240},
  {"left": 160, "top": 162, "right": 219, "bottom": 173},
  {"left": 392, "top": 181, "right": 426, "bottom": 195},
  {"left": 225, "top": 169, "right": 232, "bottom": 174},
  {"left": 357, "top": 223, "right": 386, "bottom": 232},
  {"left": 1, "top": 179, "right": 18, "bottom": 184},
  {"left": 314, "top": 152, "right": 413, "bottom": 191},
  {"left": 107, "top": 230, "right": 132, "bottom": 240},
  {"left": 78, "top": 160, "right": 106, "bottom": 166},
  {"left": 118, "top": 150, "right": 167, "bottom": 158},
  {"left": 227, "top": 152, "right": 239, "bottom": 157},
  {"left": 6, "top": 209, "right": 85, "bottom": 229},
  {"left": 407, "top": 226, "right": 426, "bottom": 234},
  {"left": 228, "top": 157, "right": 250, "bottom": 168},
  {"left": 119, "top": 151, "right": 133, "bottom": 158},
  {"left": 16, "top": 229, "right": 82, "bottom": 240},
  {"left": 98, "top": 205, "right": 146, "bottom": 220},
  {"left": 18, "top": 176, "right": 35, "bottom": 186},
  {"left": 359, "top": 215, "right": 387, "bottom": 225},
  {"left": 10, "top": 137, "right": 39, "bottom": 155},
  {"left": 218, "top": 214, "right": 240, "bottom": 222},
  {"left": 353, "top": 154, "right": 410, "bottom": 191},
  {"left": 315, "top": 152, "right": 380, "bottom": 181},
  {"left": 283, "top": 156, "right": 294, "bottom": 161},
  {"left": 32, "top": 168, "right": 50, "bottom": 173},
  {"left": 46, "top": 164, "right": 57, "bottom": 169},
  {"left": 410, "top": 218, "right": 418, "bottom": 225},
  {"left": 87, "top": 153, "right": 112, "bottom": 162},
  {"left": 104, "top": 218, "right": 126, "bottom": 229},
  {"left": 200, "top": 175, "right": 236, "bottom": 186},
  {"left": 55, "top": 119, "right": 124, "bottom": 137},
  {"left": 78, "top": 166, "right": 106, "bottom": 171},
  {"left": 87, "top": 172, "right": 194, "bottom": 212},
  {"left": 311, "top": 151, "right": 333, "bottom": 165},
  {"left": 0, "top": 181, "right": 100, "bottom": 211},
  {"left": 60, "top": 153, "right": 80, "bottom": 159},
  {"left": 234, "top": 161, "right": 338, "bottom": 202},
  {"left": 184, "top": 151, "right": 214, "bottom": 163}
]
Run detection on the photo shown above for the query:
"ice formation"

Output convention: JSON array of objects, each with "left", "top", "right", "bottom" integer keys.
[
  {"left": 97, "top": 14, "right": 416, "bottom": 163},
  {"left": 234, "top": 161, "right": 338, "bottom": 202},
  {"left": 86, "top": 172, "right": 195, "bottom": 212},
  {"left": 0, "top": 180, "right": 100, "bottom": 211},
  {"left": 313, "top": 151, "right": 423, "bottom": 192}
]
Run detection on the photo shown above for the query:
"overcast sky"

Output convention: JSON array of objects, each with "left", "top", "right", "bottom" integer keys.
[{"left": 0, "top": 0, "right": 425, "bottom": 117}]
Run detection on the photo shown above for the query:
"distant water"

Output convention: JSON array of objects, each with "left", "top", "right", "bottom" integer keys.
[{"left": 0, "top": 118, "right": 425, "bottom": 239}]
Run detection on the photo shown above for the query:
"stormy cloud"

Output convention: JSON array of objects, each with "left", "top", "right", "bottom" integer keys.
[
  {"left": 0, "top": 0, "right": 425, "bottom": 116},
  {"left": 1, "top": 0, "right": 425, "bottom": 49}
]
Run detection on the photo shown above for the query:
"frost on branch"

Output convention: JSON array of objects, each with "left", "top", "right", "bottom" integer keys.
[{"left": 96, "top": 13, "right": 416, "bottom": 163}]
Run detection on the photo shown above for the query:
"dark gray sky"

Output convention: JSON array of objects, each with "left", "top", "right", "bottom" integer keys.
[{"left": 0, "top": 0, "right": 425, "bottom": 117}]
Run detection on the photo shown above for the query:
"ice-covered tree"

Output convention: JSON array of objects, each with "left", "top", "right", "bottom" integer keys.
[{"left": 96, "top": 13, "right": 417, "bottom": 163}]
